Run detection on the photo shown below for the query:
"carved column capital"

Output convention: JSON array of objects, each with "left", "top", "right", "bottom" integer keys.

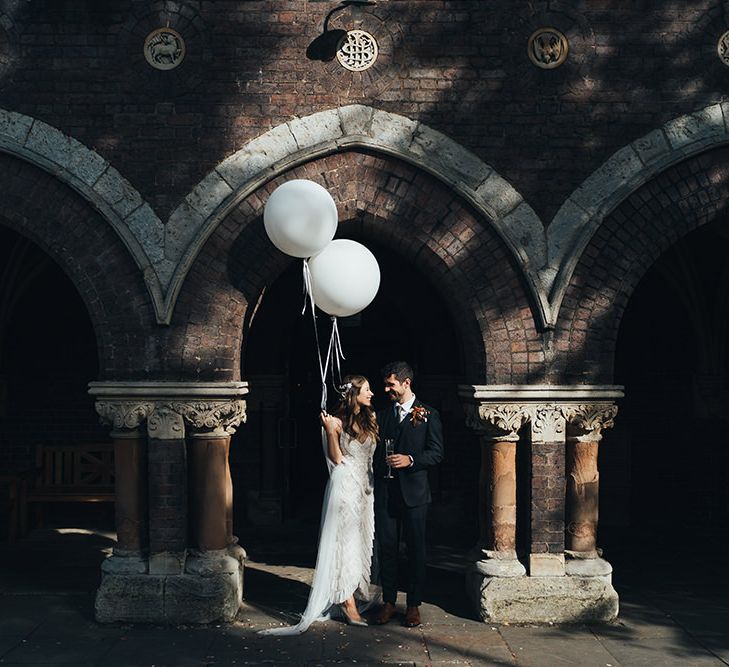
[
  {"left": 465, "top": 403, "right": 530, "bottom": 441},
  {"left": 563, "top": 403, "right": 618, "bottom": 442},
  {"left": 95, "top": 400, "right": 154, "bottom": 437},
  {"left": 89, "top": 381, "right": 250, "bottom": 440},
  {"left": 170, "top": 399, "right": 248, "bottom": 438},
  {"left": 147, "top": 406, "right": 185, "bottom": 440},
  {"left": 527, "top": 404, "right": 566, "bottom": 444}
]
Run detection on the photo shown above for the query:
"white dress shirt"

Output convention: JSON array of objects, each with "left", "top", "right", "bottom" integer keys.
[{"left": 396, "top": 395, "right": 417, "bottom": 422}]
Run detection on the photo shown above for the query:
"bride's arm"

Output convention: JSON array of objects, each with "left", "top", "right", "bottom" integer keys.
[{"left": 320, "top": 412, "right": 343, "bottom": 465}]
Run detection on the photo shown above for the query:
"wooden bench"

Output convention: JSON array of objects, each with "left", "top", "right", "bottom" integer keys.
[{"left": 20, "top": 443, "right": 115, "bottom": 535}]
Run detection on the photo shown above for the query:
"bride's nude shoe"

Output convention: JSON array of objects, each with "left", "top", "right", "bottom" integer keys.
[{"left": 340, "top": 604, "right": 368, "bottom": 626}]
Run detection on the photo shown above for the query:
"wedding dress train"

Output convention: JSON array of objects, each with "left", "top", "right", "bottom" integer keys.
[{"left": 259, "top": 430, "right": 377, "bottom": 635}]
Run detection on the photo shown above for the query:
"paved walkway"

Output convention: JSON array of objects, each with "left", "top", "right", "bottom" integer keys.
[{"left": 0, "top": 525, "right": 727, "bottom": 666}]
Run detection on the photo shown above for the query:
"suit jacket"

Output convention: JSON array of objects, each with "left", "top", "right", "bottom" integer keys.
[{"left": 375, "top": 398, "right": 445, "bottom": 507}]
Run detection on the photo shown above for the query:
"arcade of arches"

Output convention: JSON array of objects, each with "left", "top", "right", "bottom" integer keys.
[{"left": 1, "top": 143, "right": 728, "bottom": 624}]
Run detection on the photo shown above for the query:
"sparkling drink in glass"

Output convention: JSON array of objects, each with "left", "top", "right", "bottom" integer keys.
[{"left": 384, "top": 438, "right": 395, "bottom": 479}]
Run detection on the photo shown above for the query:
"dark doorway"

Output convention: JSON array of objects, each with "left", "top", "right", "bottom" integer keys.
[
  {"left": 605, "top": 218, "right": 729, "bottom": 587},
  {"left": 237, "top": 239, "right": 480, "bottom": 551},
  {"left": 0, "top": 227, "right": 107, "bottom": 539}
]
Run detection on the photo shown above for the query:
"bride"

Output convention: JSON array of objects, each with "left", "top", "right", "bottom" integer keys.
[{"left": 260, "top": 374, "right": 379, "bottom": 635}]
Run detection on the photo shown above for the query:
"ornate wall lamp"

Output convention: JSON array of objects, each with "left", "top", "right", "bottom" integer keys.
[{"left": 307, "top": 0, "right": 378, "bottom": 71}]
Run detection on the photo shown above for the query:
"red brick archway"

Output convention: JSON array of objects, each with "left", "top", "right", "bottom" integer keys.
[
  {"left": 0, "top": 153, "right": 155, "bottom": 379},
  {"left": 177, "top": 150, "right": 542, "bottom": 383},
  {"left": 553, "top": 146, "right": 729, "bottom": 383}
]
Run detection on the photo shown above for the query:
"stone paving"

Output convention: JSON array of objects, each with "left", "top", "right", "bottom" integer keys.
[{"left": 0, "top": 525, "right": 727, "bottom": 666}]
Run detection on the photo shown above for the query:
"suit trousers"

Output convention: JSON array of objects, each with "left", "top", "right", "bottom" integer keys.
[{"left": 375, "top": 477, "right": 428, "bottom": 607}]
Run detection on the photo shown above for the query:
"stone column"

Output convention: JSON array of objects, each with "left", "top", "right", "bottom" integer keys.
[
  {"left": 459, "top": 384, "right": 622, "bottom": 624},
  {"left": 89, "top": 381, "right": 248, "bottom": 624},
  {"left": 563, "top": 404, "right": 617, "bottom": 577},
  {"left": 467, "top": 404, "right": 528, "bottom": 573},
  {"left": 94, "top": 400, "right": 153, "bottom": 575},
  {"left": 463, "top": 402, "right": 527, "bottom": 620},
  {"left": 173, "top": 398, "right": 247, "bottom": 623}
]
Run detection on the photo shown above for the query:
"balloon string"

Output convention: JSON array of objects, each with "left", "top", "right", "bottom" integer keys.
[
  {"left": 326, "top": 316, "right": 346, "bottom": 392},
  {"left": 302, "top": 261, "right": 348, "bottom": 409},
  {"left": 303, "top": 260, "right": 328, "bottom": 410}
]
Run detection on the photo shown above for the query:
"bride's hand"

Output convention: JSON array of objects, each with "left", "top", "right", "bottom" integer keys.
[{"left": 320, "top": 411, "right": 340, "bottom": 433}]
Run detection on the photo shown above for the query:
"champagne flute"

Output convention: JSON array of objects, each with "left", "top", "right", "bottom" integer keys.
[{"left": 384, "top": 438, "right": 395, "bottom": 479}]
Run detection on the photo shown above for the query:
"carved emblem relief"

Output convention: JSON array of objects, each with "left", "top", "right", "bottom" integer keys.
[
  {"left": 144, "top": 28, "right": 185, "bottom": 70},
  {"left": 718, "top": 31, "right": 729, "bottom": 67},
  {"left": 320, "top": 4, "right": 405, "bottom": 98},
  {"left": 528, "top": 27, "right": 569, "bottom": 69},
  {"left": 336, "top": 30, "right": 379, "bottom": 71}
]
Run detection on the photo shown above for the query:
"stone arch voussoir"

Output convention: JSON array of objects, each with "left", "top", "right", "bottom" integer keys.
[
  {"left": 548, "top": 103, "right": 729, "bottom": 325},
  {"left": 0, "top": 107, "right": 165, "bottom": 319},
  {"left": 165, "top": 105, "right": 547, "bottom": 328},
  {"left": 553, "top": 145, "right": 729, "bottom": 383}
]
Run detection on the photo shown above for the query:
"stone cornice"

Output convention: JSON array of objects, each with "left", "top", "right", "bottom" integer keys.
[
  {"left": 459, "top": 384, "right": 624, "bottom": 403},
  {"left": 88, "top": 381, "right": 249, "bottom": 400}
]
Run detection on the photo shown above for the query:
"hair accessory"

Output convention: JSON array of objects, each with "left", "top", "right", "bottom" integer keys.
[{"left": 337, "top": 381, "right": 353, "bottom": 396}]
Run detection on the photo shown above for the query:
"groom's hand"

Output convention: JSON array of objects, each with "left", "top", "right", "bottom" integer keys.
[{"left": 386, "top": 454, "right": 412, "bottom": 469}]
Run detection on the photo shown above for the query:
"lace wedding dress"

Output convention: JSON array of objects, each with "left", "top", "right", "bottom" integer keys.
[{"left": 259, "top": 430, "right": 377, "bottom": 635}]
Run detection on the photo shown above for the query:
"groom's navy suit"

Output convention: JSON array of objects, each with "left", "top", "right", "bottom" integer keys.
[{"left": 374, "top": 398, "right": 444, "bottom": 607}]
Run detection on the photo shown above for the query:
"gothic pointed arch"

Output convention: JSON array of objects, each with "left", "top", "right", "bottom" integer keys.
[
  {"left": 164, "top": 105, "right": 547, "bottom": 327},
  {"left": 548, "top": 103, "right": 729, "bottom": 325},
  {"left": 553, "top": 145, "right": 729, "bottom": 383},
  {"left": 0, "top": 107, "right": 165, "bottom": 319},
  {"left": 174, "top": 152, "right": 544, "bottom": 384}
]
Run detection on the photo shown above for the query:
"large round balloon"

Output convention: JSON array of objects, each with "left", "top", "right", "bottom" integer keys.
[
  {"left": 263, "top": 179, "right": 338, "bottom": 258},
  {"left": 308, "top": 240, "right": 381, "bottom": 317}
]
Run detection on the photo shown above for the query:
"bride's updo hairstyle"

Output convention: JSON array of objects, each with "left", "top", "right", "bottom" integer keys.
[{"left": 335, "top": 374, "right": 379, "bottom": 443}]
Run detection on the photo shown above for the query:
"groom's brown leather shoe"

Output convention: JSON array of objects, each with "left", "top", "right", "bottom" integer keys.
[
  {"left": 403, "top": 605, "right": 421, "bottom": 627},
  {"left": 374, "top": 602, "right": 396, "bottom": 625}
]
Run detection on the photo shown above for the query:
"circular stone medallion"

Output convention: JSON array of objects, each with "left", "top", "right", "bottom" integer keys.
[
  {"left": 718, "top": 30, "right": 729, "bottom": 67},
  {"left": 144, "top": 28, "right": 186, "bottom": 70},
  {"left": 336, "top": 29, "right": 379, "bottom": 71},
  {"left": 528, "top": 27, "right": 569, "bottom": 69}
]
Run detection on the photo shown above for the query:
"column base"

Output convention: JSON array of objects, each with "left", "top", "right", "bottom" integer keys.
[
  {"left": 466, "top": 562, "right": 618, "bottom": 623},
  {"left": 95, "top": 544, "right": 246, "bottom": 624}
]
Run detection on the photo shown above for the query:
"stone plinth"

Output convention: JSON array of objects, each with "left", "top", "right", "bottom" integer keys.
[
  {"left": 466, "top": 565, "right": 618, "bottom": 624},
  {"left": 96, "top": 545, "right": 246, "bottom": 624}
]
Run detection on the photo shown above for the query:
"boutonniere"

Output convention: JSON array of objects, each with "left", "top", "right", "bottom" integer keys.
[{"left": 410, "top": 406, "right": 430, "bottom": 425}]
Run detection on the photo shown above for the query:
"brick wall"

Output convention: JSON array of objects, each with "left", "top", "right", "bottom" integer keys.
[{"left": 1, "top": 1, "right": 726, "bottom": 222}]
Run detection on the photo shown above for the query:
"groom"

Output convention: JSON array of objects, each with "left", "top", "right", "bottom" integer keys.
[{"left": 373, "top": 361, "right": 445, "bottom": 627}]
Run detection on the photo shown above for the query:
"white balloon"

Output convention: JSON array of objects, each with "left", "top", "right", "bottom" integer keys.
[
  {"left": 263, "top": 179, "right": 338, "bottom": 258},
  {"left": 308, "top": 240, "right": 381, "bottom": 317}
]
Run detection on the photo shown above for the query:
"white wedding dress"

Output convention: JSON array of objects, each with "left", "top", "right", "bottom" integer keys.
[{"left": 259, "top": 429, "right": 377, "bottom": 635}]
